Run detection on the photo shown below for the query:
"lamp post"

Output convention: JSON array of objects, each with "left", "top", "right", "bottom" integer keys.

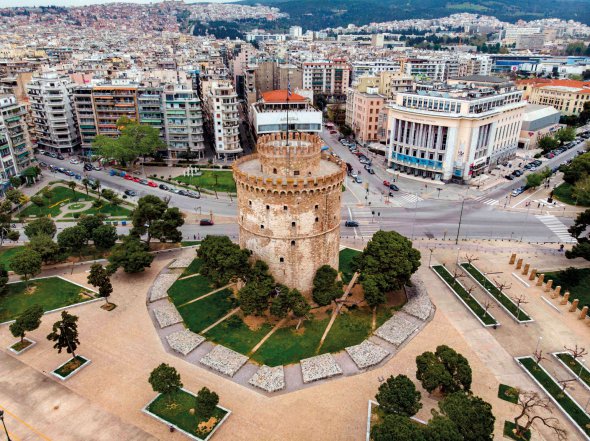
[
  {"left": 455, "top": 198, "right": 465, "bottom": 245},
  {"left": 0, "top": 410, "right": 12, "bottom": 441},
  {"left": 578, "top": 358, "right": 586, "bottom": 380}
]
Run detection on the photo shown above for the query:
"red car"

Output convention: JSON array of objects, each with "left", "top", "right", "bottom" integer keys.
[
  {"left": 124, "top": 174, "right": 133, "bottom": 180},
  {"left": 133, "top": 177, "right": 141, "bottom": 183},
  {"left": 383, "top": 180, "right": 390, "bottom": 187},
  {"left": 148, "top": 181, "right": 157, "bottom": 187},
  {"left": 200, "top": 219, "right": 214, "bottom": 226},
  {"left": 329, "top": 130, "right": 337, "bottom": 134}
]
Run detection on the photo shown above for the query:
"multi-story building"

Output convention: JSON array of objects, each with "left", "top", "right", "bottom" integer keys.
[
  {"left": 204, "top": 80, "right": 242, "bottom": 160},
  {"left": 386, "top": 80, "right": 526, "bottom": 183},
  {"left": 0, "top": 94, "right": 33, "bottom": 184},
  {"left": 26, "top": 72, "right": 80, "bottom": 154},
  {"left": 250, "top": 90, "right": 322, "bottom": 138},
  {"left": 301, "top": 60, "right": 351, "bottom": 98},
  {"left": 92, "top": 83, "right": 139, "bottom": 138},
  {"left": 254, "top": 62, "right": 303, "bottom": 99},
  {"left": 350, "top": 60, "right": 401, "bottom": 82},
  {"left": 163, "top": 84, "right": 206, "bottom": 160},
  {"left": 138, "top": 85, "right": 165, "bottom": 141},
  {"left": 516, "top": 78, "right": 590, "bottom": 115},
  {"left": 400, "top": 58, "right": 458, "bottom": 82},
  {"left": 71, "top": 84, "right": 96, "bottom": 152}
]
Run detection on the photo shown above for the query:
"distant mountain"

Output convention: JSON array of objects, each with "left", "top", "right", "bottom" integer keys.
[{"left": 240, "top": 0, "right": 590, "bottom": 29}]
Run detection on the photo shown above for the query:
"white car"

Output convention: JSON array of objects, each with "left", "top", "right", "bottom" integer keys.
[
  {"left": 351, "top": 171, "right": 358, "bottom": 178},
  {"left": 69, "top": 159, "right": 80, "bottom": 164}
]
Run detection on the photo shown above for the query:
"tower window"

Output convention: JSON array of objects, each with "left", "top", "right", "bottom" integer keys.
[
  {"left": 315, "top": 204, "right": 319, "bottom": 210},
  {"left": 279, "top": 257, "right": 284, "bottom": 262},
  {"left": 266, "top": 205, "right": 270, "bottom": 210},
  {"left": 291, "top": 221, "right": 296, "bottom": 227},
  {"left": 315, "top": 217, "right": 319, "bottom": 222},
  {"left": 291, "top": 240, "right": 295, "bottom": 246},
  {"left": 283, "top": 206, "right": 288, "bottom": 210},
  {"left": 249, "top": 200, "right": 252, "bottom": 206},
  {"left": 273, "top": 168, "right": 277, "bottom": 174},
  {"left": 294, "top": 170, "right": 300, "bottom": 176},
  {"left": 260, "top": 224, "right": 264, "bottom": 229}
]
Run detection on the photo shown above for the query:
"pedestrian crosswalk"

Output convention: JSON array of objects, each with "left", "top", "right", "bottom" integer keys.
[
  {"left": 535, "top": 215, "right": 576, "bottom": 243},
  {"left": 473, "top": 195, "right": 499, "bottom": 206},
  {"left": 396, "top": 193, "right": 423, "bottom": 207}
]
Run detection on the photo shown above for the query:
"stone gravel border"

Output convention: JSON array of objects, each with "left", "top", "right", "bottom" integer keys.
[
  {"left": 375, "top": 315, "right": 419, "bottom": 347},
  {"left": 153, "top": 302, "right": 183, "bottom": 328},
  {"left": 345, "top": 340, "right": 390, "bottom": 369},
  {"left": 200, "top": 345, "right": 248, "bottom": 377},
  {"left": 166, "top": 329, "right": 205, "bottom": 356},
  {"left": 248, "top": 365, "right": 285, "bottom": 392},
  {"left": 300, "top": 353, "right": 343, "bottom": 383},
  {"left": 402, "top": 278, "right": 433, "bottom": 321},
  {"left": 149, "top": 273, "right": 180, "bottom": 302},
  {"left": 168, "top": 256, "right": 194, "bottom": 269}
]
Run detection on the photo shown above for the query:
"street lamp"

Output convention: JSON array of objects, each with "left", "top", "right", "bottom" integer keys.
[
  {"left": 455, "top": 198, "right": 466, "bottom": 245},
  {"left": 0, "top": 410, "right": 12, "bottom": 441},
  {"left": 578, "top": 358, "right": 586, "bottom": 380}
]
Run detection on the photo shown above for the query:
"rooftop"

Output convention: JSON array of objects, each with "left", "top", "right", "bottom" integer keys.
[{"left": 262, "top": 90, "right": 307, "bottom": 103}]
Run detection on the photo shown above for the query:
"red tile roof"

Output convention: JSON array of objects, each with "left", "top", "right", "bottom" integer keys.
[
  {"left": 262, "top": 90, "right": 307, "bottom": 103},
  {"left": 517, "top": 78, "right": 590, "bottom": 91}
]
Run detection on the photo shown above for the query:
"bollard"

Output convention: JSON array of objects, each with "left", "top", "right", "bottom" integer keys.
[
  {"left": 509, "top": 253, "right": 516, "bottom": 264},
  {"left": 516, "top": 258, "right": 523, "bottom": 270},
  {"left": 536, "top": 274, "right": 545, "bottom": 286},
  {"left": 545, "top": 279, "right": 553, "bottom": 292},
  {"left": 552, "top": 286, "right": 561, "bottom": 299},
  {"left": 570, "top": 299, "right": 579, "bottom": 312},
  {"left": 580, "top": 306, "right": 589, "bottom": 320},
  {"left": 561, "top": 292, "right": 570, "bottom": 305},
  {"left": 522, "top": 263, "right": 530, "bottom": 276},
  {"left": 529, "top": 269, "right": 537, "bottom": 281}
]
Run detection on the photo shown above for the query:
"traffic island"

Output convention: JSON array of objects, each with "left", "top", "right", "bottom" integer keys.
[
  {"left": 8, "top": 338, "right": 36, "bottom": 355},
  {"left": 143, "top": 389, "right": 231, "bottom": 441},
  {"left": 52, "top": 355, "right": 91, "bottom": 380}
]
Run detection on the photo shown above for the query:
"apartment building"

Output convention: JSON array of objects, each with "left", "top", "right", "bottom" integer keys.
[
  {"left": 517, "top": 78, "right": 590, "bottom": 115},
  {"left": 250, "top": 90, "right": 322, "bottom": 137},
  {"left": 71, "top": 84, "right": 96, "bottom": 152},
  {"left": 0, "top": 95, "right": 33, "bottom": 184},
  {"left": 301, "top": 60, "right": 351, "bottom": 98},
  {"left": 92, "top": 84, "right": 139, "bottom": 137},
  {"left": 204, "top": 80, "right": 242, "bottom": 160},
  {"left": 386, "top": 81, "right": 525, "bottom": 183},
  {"left": 138, "top": 85, "right": 165, "bottom": 140},
  {"left": 26, "top": 72, "right": 80, "bottom": 154},
  {"left": 254, "top": 62, "right": 303, "bottom": 98},
  {"left": 350, "top": 60, "right": 401, "bottom": 82},
  {"left": 400, "top": 58, "right": 457, "bottom": 82}
]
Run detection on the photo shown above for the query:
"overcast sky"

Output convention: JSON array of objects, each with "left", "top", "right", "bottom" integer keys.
[{"left": 0, "top": 0, "right": 236, "bottom": 7}]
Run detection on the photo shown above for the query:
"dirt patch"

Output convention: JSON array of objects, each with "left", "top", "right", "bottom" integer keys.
[
  {"left": 24, "top": 285, "right": 38, "bottom": 296},
  {"left": 197, "top": 416, "right": 218, "bottom": 432},
  {"left": 243, "top": 314, "right": 267, "bottom": 331},
  {"left": 80, "top": 291, "right": 95, "bottom": 299},
  {"left": 148, "top": 242, "right": 181, "bottom": 252},
  {"left": 100, "top": 302, "right": 117, "bottom": 311},
  {"left": 388, "top": 289, "right": 407, "bottom": 308}
]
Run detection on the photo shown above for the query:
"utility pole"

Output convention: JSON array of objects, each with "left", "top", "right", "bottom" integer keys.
[{"left": 455, "top": 198, "right": 465, "bottom": 245}]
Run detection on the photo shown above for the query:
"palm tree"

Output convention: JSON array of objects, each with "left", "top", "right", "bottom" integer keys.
[
  {"left": 95, "top": 179, "right": 102, "bottom": 201},
  {"left": 67, "top": 181, "right": 77, "bottom": 201},
  {"left": 81, "top": 178, "right": 90, "bottom": 195}
]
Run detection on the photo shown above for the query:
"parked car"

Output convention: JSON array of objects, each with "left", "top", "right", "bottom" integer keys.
[
  {"left": 367, "top": 168, "right": 375, "bottom": 174},
  {"left": 383, "top": 180, "right": 390, "bottom": 187},
  {"left": 159, "top": 184, "right": 169, "bottom": 191},
  {"left": 56, "top": 154, "right": 64, "bottom": 160},
  {"left": 186, "top": 191, "right": 200, "bottom": 199},
  {"left": 511, "top": 187, "right": 525, "bottom": 197},
  {"left": 38, "top": 161, "right": 48, "bottom": 167},
  {"left": 37, "top": 149, "right": 45, "bottom": 155},
  {"left": 124, "top": 174, "right": 133, "bottom": 180},
  {"left": 329, "top": 130, "right": 337, "bottom": 134},
  {"left": 344, "top": 220, "right": 359, "bottom": 227},
  {"left": 124, "top": 190, "right": 137, "bottom": 197},
  {"left": 49, "top": 152, "right": 57, "bottom": 158},
  {"left": 132, "top": 177, "right": 141, "bottom": 183},
  {"left": 93, "top": 165, "right": 103, "bottom": 171},
  {"left": 84, "top": 163, "right": 93, "bottom": 171},
  {"left": 200, "top": 219, "right": 214, "bottom": 226},
  {"left": 389, "top": 184, "right": 399, "bottom": 191},
  {"left": 355, "top": 176, "right": 363, "bottom": 184},
  {"left": 69, "top": 159, "right": 80, "bottom": 164},
  {"left": 147, "top": 181, "right": 157, "bottom": 187},
  {"left": 351, "top": 171, "right": 358, "bottom": 178},
  {"left": 505, "top": 174, "right": 514, "bottom": 180},
  {"left": 139, "top": 179, "right": 148, "bottom": 185}
]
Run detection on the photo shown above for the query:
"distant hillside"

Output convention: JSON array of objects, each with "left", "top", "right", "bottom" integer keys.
[{"left": 239, "top": 0, "right": 590, "bottom": 30}]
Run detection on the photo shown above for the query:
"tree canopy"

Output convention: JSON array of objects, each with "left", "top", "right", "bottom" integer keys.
[
  {"left": 9, "top": 304, "right": 43, "bottom": 343},
  {"left": 353, "top": 230, "right": 421, "bottom": 292},
  {"left": 46, "top": 310, "right": 80, "bottom": 357},
  {"left": 195, "top": 387, "right": 219, "bottom": 419},
  {"left": 312, "top": 264, "right": 343, "bottom": 306},
  {"left": 197, "top": 235, "right": 251, "bottom": 286},
  {"left": 107, "top": 235, "right": 154, "bottom": 274},
  {"left": 87, "top": 263, "right": 113, "bottom": 304},
  {"left": 28, "top": 233, "right": 62, "bottom": 264},
  {"left": 416, "top": 345, "right": 472, "bottom": 395},
  {"left": 372, "top": 414, "right": 426, "bottom": 441},
  {"left": 130, "top": 195, "right": 184, "bottom": 245},
  {"left": 10, "top": 248, "right": 42, "bottom": 283},
  {"left": 24, "top": 216, "right": 56, "bottom": 239},
  {"left": 148, "top": 363, "right": 182, "bottom": 396},
  {"left": 438, "top": 392, "right": 495, "bottom": 441},
  {"left": 376, "top": 374, "right": 422, "bottom": 417}
]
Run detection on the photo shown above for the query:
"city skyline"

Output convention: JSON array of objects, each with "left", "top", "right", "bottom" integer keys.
[{"left": 0, "top": 0, "right": 236, "bottom": 7}]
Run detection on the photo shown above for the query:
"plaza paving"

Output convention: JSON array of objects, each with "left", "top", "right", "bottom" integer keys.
[{"left": 0, "top": 245, "right": 588, "bottom": 440}]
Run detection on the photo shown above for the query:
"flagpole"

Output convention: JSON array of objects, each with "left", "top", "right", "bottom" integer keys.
[{"left": 286, "top": 75, "right": 290, "bottom": 147}]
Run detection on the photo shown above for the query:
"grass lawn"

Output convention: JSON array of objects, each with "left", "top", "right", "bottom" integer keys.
[
  {"left": 0, "top": 277, "right": 93, "bottom": 323},
  {"left": 53, "top": 355, "right": 89, "bottom": 378},
  {"left": 321, "top": 306, "right": 391, "bottom": 354},
  {"left": 251, "top": 317, "right": 330, "bottom": 366},
  {"left": 339, "top": 248, "right": 360, "bottom": 285},
  {"left": 180, "top": 240, "right": 201, "bottom": 247},
  {"left": 20, "top": 185, "right": 131, "bottom": 219},
  {"left": 544, "top": 268, "right": 590, "bottom": 311},
  {"left": 461, "top": 263, "right": 531, "bottom": 322},
  {"left": 205, "top": 315, "right": 273, "bottom": 354},
  {"left": 555, "top": 352, "right": 590, "bottom": 389},
  {"left": 147, "top": 389, "right": 227, "bottom": 439},
  {"left": 0, "top": 246, "right": 25, "bottom": 267},
  {"left": 174, "top": 170, "right": 236, "bottom": 193},
  {"left": 433, "top": 265, "right": 498, "bottom": 326},
  {"left": 180, "top": 258, "right": 203, "bottom": 278},
  {"left": 168, "top": 274, "right": 214, "bottom": 306},
  {"left": 498, "top": 384, "right": 519, "bottom": 404},
  {"left": 10, "top": 339, "right": 33, "bottom": 352},
  {"left": 179, "top": 288, "right": 235, "bottom": 333},
  {"left": 503, "top": 421, "right": 531, "bottom": 440},
  {"left": 518, "top": 357, "right": 590, "bottom": 437},
  {"left": 553, "top": 182, "right": 588, "bottom": 206}
]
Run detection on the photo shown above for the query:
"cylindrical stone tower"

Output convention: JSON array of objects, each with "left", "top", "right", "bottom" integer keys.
[{"left": 233, "top": 132, "right": 346, "bottom": 294}]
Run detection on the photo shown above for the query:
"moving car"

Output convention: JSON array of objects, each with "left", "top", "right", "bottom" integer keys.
[
  {"left": 93, "top": 165, "right": 103, "bottom": 171},
  {"left": 344, "top": 220, "right": 359, "bottom": 227},
  {"left": 389, "top": 184, "right": 399, "bottom": 191},
  {"left": 511, "top": 187, "right": 526, "bottom": 197},
  {"left": 124, "top": 190, "right": 137, "bottom": 197},
  {"left": 200, "top": 219, "right": 214, "bottom": 226},
  {"left": 383, "top": 180, "right": 390, "bottom": 187},
  {"left": 355, "top": 176, "right": 363, "bottom": 184},
  {"left": 84, "top": 163, "right": 93, "bottom": 171},
  {"left": 367, "top": 168, "right": 375, "bottom": 174}
]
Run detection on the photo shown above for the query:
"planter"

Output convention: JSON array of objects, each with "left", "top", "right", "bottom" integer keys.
[
  {"left": 8, "top": 337, "right": 36, "bottom": 355},
  {"left": 52, "top": 355, "right": 91, "bottom": 380},
  {"left": 552, "top": 352, "right": 590, "bottom": 392}
]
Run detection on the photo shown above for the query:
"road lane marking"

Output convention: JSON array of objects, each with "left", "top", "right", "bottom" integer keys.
[{"left": 0, "top": 404, "right": 53, "bottom": 441}]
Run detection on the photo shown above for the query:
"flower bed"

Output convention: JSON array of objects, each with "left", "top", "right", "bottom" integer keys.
[
  {"left": 498, "top": 383, "right": 519, "bottom": 404},
  {"left": 460, "top": 263, "right": 532, "bottom": 323},
  {"left": 52, "top": 356, "right": 90, "bottom": 380},
  {"left": 516, "top": 356, "right": 590, "bottom": 439},
  {"left": 432, "top": 265, "right": 498, "bottom": 327},
  {"left": 8, "top": 338, "right": 36, "bottom": 354},
  {"left": 143, "top": 389, "right": 230, "bottom": 441},
  {"left": 553, "top": 352, "right": 590, "bottom": 391},
  {"left": 503, "top": 421, "right": 531, "bottom": 440}
]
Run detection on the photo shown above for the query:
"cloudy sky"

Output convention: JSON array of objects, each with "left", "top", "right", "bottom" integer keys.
[{"left": 0, "top": 0, "right": 236, "bottom": 7}]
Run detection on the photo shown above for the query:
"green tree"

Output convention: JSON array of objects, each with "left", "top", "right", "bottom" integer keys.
[
  {"left": 376, "top": 374, "right": 422, "bottom": 417},
  {"left": 415, "top": 345, "right": 472, "bottom": 395},
  {"left": 538, "top": 135, "right": 559, "bottom": 153},
  {"left": 555, "top": 126, "right": 576, "bottom": 145},
  {"left": 87, "top": 263, "right": 113, "bottom": 305},
  {"left": 10, "top": 248, "right": 42, "bottom": 285},
  {"left": 0, "top": 263, "right": 8, "bottom": 293},
  {"left": 151, "top": 207, "right": 184, "bottom": 243},
  {"left": 423, "top": 415, "right": 463, "bottom": 441},
  {"left": 270, "top": 286, "right": 311, "bottom": 323},
  {"left": 438, "top": 392, "right": 495, "bottom": 441},
  {"left": 77, "top": 214, "right": 105, "bottom": 240},
  {"left": 67, "top": 181, "right": 78, "bottom": 201},
  {"left": 238, "top": 280, "right": 273, "bottom": 316},
  {"left": 526, "top": 172, "right": 543, "bottom": 189},
  {"left": 194, "top": 387, "right": 219, "bottom": 419},
  {"left": 42, "top": 187, "right": 53, "bottom": 201},
  {"left": 28, "top": 233, "right": 62, "bottom": 264},
  {"left": 563, "top": 152, "right": 590, "bottom": 184},
  {"left": 197, "top": 235, "right": 251, "bottom": 286},
  {"left": 567, "top": 209, "right": 590, "bottom": 260},
  {"left": 572, "top": 174, "right": 590, "bottom": 206},
  {"left": 107, "top": 235, "right": 154, "bottom": 274},
  {"left": 92, "top": 224, "right": 118, "bottom": 251},
  {"left": 372, "top": 414, "right": 426, "bottom": 441},
  {"left": 46, "top": 310, "right": 80, "bottom": 357},
  {"left": 9, "top": 304, "right": 43, "bottom": 344},
  {"left": 57, "top": 226, "right": 88, "bottom": 257},
  {"left": 362, "top": 275, "right": 385, "bottom": 310},
  {"left": 24, "top": 216, "right": 56, "bottom": 238},
  {"left": 131, "top": 195, "right": 183, "bottom": 245},
  {"left": 148, "top": 363, "right": 182, "bottom": 401},
  {"left": 5, "top": 189, "right": 26, "bottom": 205},
  {"left": 312, "top": 265, "right": 343, "bottom": 306},
  {"left": 353, "top": 230, "right": 421, "bottom": 292},
  {"left": 81, "top": 178, "right": 90, "bottom": 195},
  {"left": 30, "top": 195, "right": 44, "bottom": 207},
  {"left": 0, "top": 200, "right": 19, "bottom": 245}
]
